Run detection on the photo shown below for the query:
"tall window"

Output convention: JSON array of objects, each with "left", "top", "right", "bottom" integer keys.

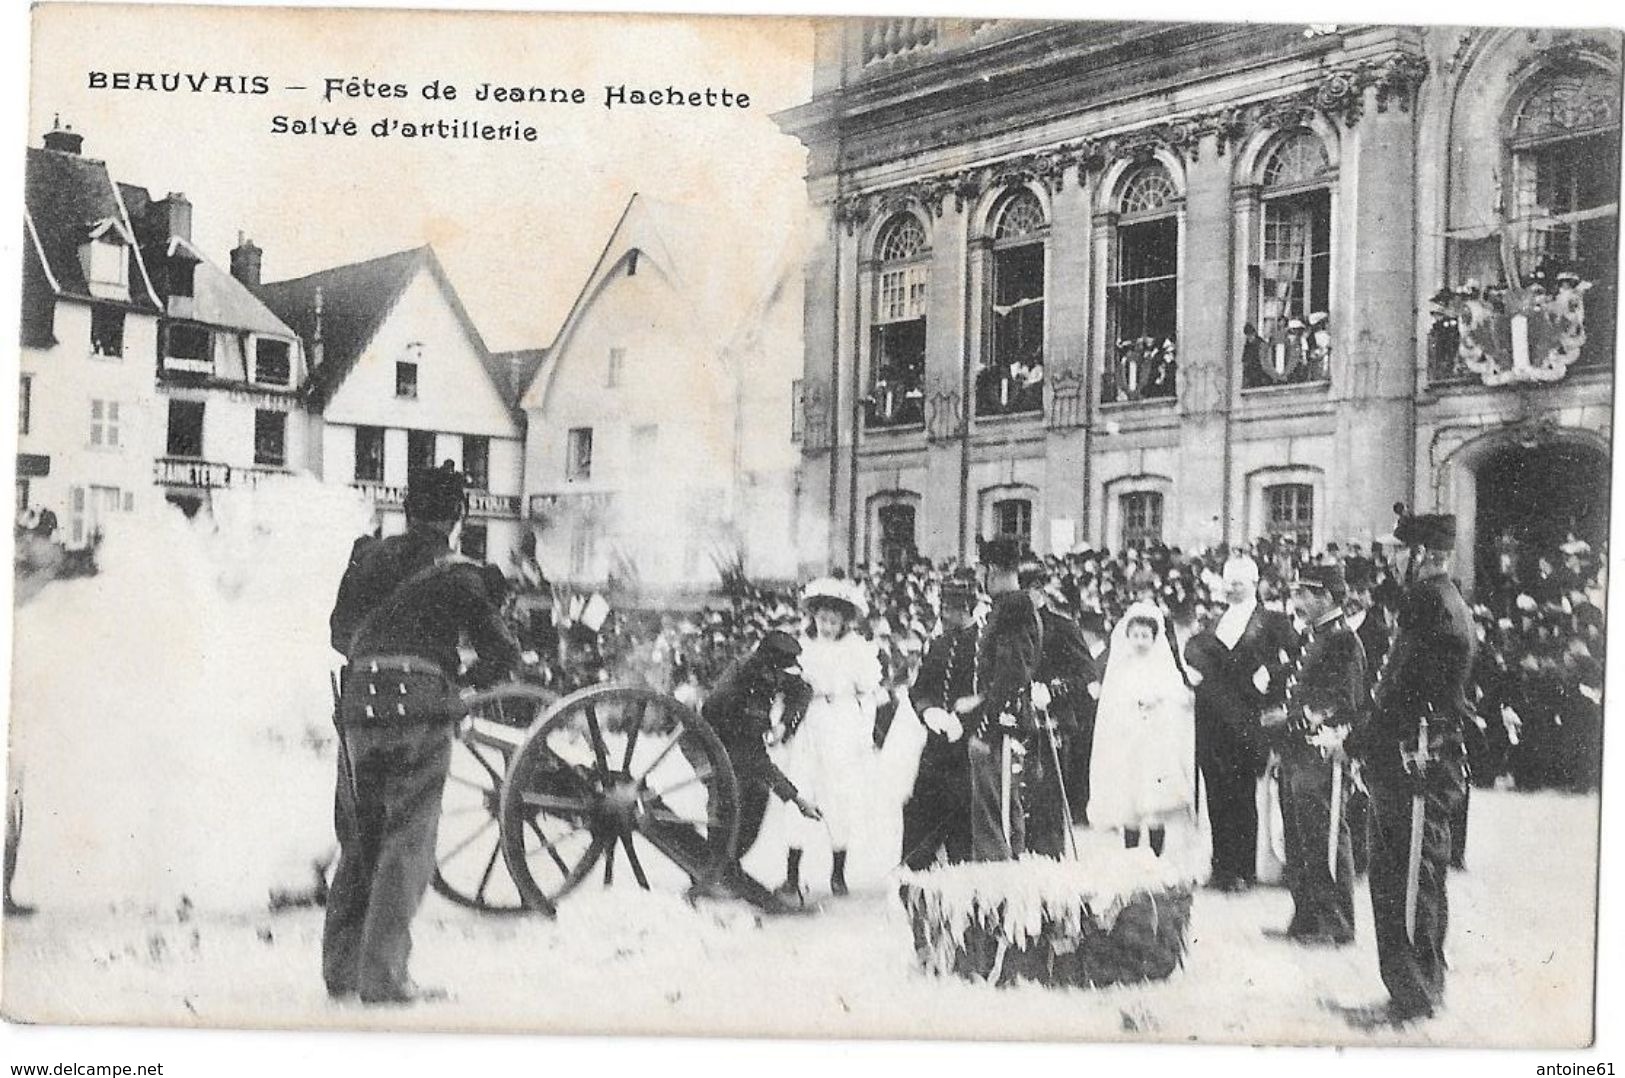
[
  {"left": 354, "top": 426, "right": 385, "bottom": 482},
  {"left": 85, "top": 236, "right": 127, "bottom": 292},
  {"left": 867, "top": 213, "right": 929, "bottom": 428},
  {"left": 1120, "top": 491, "right": 1164, "bottom": 549},
  {"left": 877, "top": 503, "right": 917, "bottom": 569},
  {"left": 566, "top": 427, "right": 593, "bottom": 481},
  {"left": 980, "top": 190, "right": 1046, "bottom": 416},
  {"left": 992, "top": 497, "right": 1033, "bottom": 548},
  {"left": 1245, "top": 132, "right": 1333, "bottom": 388},
  {"left": 1107, "top": 164, "right": 1179, "bottom": 402},
  {"left": 90, "top": 305, "right": 124, "bottom": 358},
  {"left": 166, "top": 400, "right": 204, "bottom": 458},
  {"left": 407, "top": 430, "right": 437, "bottom": 474},
  {"left": 463, "top": 435, "right": 490, "bottom": 490},
  {"left": 1510, "top": 65, "right": 1619, "bottom": 369},
  {"left": 254, "top": 410, "right": 286, "bottom": 467},
  {"left": 18, "top": 374, "right": 31, "bottom": 435},
  {"left": 254, "top": 339, "right": 292, "bottom": 386},
  {"left": 1265, "top": 483, "right": 1314, "bottom": 547},
  {"left": 89, "top": 399, "right": 122, "bottom": 449}
]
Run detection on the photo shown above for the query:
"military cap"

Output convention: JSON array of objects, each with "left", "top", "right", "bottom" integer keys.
[
  {"left": 979, "top": 537, "right": 1025, "bottom": 571},
  {"left": 404, "top": 461, "right": 466, "bottom": 522},
  {"left": 1294, "top": 563, "right": 1348, "bottom": 602},
  {"left": 754, "top": 630, "right": 801, "bottom": 669},
  {"left": 940, "top": 574, "right": 978, "bottom": 608},
  {"left": 1017, "top": 554, "right": 1047, "bottom": 590},
  {"left": 1395, "top": 513, "right": 1457, "bottom": 551}
]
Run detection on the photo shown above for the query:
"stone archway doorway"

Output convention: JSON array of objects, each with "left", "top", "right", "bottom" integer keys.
[{"left": 1450, "top": 432, "right": 1610, "bottom": 601}]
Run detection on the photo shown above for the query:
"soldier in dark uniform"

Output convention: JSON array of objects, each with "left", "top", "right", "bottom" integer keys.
[
  {"left": 1347, "top": 513, "right": 1474, "bottom": 1025},
  {"left": 700, "top": 631, "right": 823, "bottom": 912},
  {"left": 1021, "top": 558, "right": 1093, "bottom": 859},
  {"left": 901, "top": 574, "right": 979, "bottom": 870},
  {"left": 324, "top": 463, "right": 523, "bottom": 1005},
  {"left": 1068, "top": 610, "right": 1109, "bottom": 826},
  {"left": 1262, "top": 564, "right": 1367, "bottom": 945},
  {"left": 963, "top": 539, "right": 1043, "bottom": 861},
  {"left": 1343, "top": 560, "right": 1387, "bottom": 874}
]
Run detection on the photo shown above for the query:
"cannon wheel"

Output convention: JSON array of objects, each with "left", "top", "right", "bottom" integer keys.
[
  {"left": 431, "top": 683, "right": 556, "bottom": 914},
  {"left": 498, "top": 684, "right": 740, "bottom": 916}
]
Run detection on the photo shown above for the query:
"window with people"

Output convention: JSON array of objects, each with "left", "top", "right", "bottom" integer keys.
[
  {"left": 1105, "top": 164, "right": 1179, "bottom": 403},
  {"left": 1432, "top": 63, "right": 1618, "bottom": 381},
  {"left": 978, "top": 190, "right": 1047, "bottom": 417},
  {"left": 866, "top": 213, "right": 929, "bottom": 429},
  {"left": 1244, "top": 131, "right": 1334, "bottom": 389}
]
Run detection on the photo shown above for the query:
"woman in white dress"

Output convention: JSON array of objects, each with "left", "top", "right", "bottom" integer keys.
[
  {"left": 1088, "top": 601, "right": 1197, "bottom": 856},
  {"left": 778, "top": 578, "right": 884, "bottom": 898}
]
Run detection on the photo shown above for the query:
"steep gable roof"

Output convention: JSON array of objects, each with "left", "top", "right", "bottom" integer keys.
[
  {"left": 519, "top": 193, "right": 782, "bottom": 411},
  {"left": 255, "top": 245, "right": 499, "bottom": 410},
  {"left": 486, "top": 347, "right": 549, "bottom": 410},
  {"left": 169, "top": 236, "right": 295, "bottom": 338},
  {"left": 22, "top": 146, "right": 160, "bottom": 312}
]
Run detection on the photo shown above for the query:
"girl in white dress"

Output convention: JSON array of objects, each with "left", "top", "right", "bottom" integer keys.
[
  {"left": 778, "top": 578, "right": 884, "bottom": 898},
  {"left": 1088, "top": 601, "right": 1198, "bottom": 856}
]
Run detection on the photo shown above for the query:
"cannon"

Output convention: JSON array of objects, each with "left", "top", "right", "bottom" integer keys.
[{"left": 432, "top": 683, "right": 741, "bottom": 916}]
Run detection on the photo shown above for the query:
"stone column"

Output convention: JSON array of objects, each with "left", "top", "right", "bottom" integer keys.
[
  {"left": 796, "top": 202, "right": 841, "bottom": 577},
  {"left": 1042, "top": 173, "right": 1093, "bottom": 554},
  {"left": 921, "top": 198, "right": 969, "bottom": 563},
  {"left": 1175, "top": 138, "right": 1235, "bottom": 551},
  {"left": 1332, "top": 81, "right": 1419, "bottom": 546}
]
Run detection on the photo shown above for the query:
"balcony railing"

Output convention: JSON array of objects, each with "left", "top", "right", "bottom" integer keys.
[
  {"left": 863, "top": 380, "right": 925, "bottom": 429},
  {"left": 1242, "top": 317, "right": 1331, "bottom": 389},
  {"left": 154, "top": 457, "right": 285, "bottom": 489},
  {"left": 1102, "top": 338, "right": 1178, "bottom": 404},
  {"left": 975, "top": 364, "right": 1045, "bottom": 417}
]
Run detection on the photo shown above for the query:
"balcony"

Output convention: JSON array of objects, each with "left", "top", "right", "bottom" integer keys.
[
  {"left": 1242, "top": 317, "right": 1331, "bottom": 390},
  {"left": 1102, "top": 338, "right": 1177, "bottom": 404},
  {"left": 154, "top": 457, "right": 285, "bottom": 489},
  {"left": 975, "top": 363, "right": 1045, "bottom": 418},
  {"left": 863, "top": 379, "right": 925, "bottom": 430}
]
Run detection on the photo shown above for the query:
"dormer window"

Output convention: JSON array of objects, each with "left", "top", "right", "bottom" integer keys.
[
  {"left": 163, "top": 323, "right": 213, "bottom": 375},
  {"left": 254, "top": 338, "right": 292, "bottom": 386},
  {"left": 167, "top": 256, "right": 196, "bottom": 299},
  {"left": 81, "top": 225, "right": 129, "bottom": 299}
]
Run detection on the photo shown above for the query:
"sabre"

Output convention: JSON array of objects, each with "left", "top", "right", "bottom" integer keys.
[
  {"left": 1039, "top": 709, "right": 1079, "bottom": 860},
  {"left": 1402, "top": 710, "right": 1433, "bottom": 946},
  {"left": 1326, "top": 759, "right": 1343, "bottom": 881},
  {"left": 999, "top": 732, "right": 1014, "bottom": 850}
]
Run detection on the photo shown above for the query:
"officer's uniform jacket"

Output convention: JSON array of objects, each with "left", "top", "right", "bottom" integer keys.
[
  {"left": 1034, "top": 606, "right": 1093, "bottom": 736},
  {"left": 910, "top": 621, "right": 981, "bottom": 719},
  {"left": 1276, "top": 611, "right": 1368, "bottom": 765},
  {"left": 973, "top": 590, "right": 1043, "bottom": 737}
]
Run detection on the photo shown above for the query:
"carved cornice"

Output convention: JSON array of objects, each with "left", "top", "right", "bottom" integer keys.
[{"left": 830, "top": 52, "right": 1430, "bottom": 229}]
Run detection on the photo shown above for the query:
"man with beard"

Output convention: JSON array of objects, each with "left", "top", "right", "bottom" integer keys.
[
  {"left": 1186, "top": 554, "right": 1297, "bottom": 891},
  {"left": 901, "top": 573, "right": 979, "bottom": 869},
  {"left": 1347, "top": 512, "right": 1474, "bottom": 1026}
]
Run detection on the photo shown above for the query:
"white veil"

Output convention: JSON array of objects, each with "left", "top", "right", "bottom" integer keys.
[{"left": 1097, "top": 600, "right": 1188, "bottom": 710}]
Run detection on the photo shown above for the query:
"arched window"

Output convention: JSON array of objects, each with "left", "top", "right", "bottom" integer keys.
[
  {"left": 877, "top": 502, "right": 917, "bottom": 568},
  {"left": 1106, "top": 163, "right": 1179, "bottom": 403},
  {"left": 1509, "top": 64, "right": 1618, "bottom": 369},
  {"left": 1119, "top": 490, "right": 1164, "bottom": 549},
  {"left": 979, "top": 189, "right": 1047, "bottom": 417},
  {"left": 992, "top": 497, "right": 1033, "bottom": 547},
  {"left": 1264, "top": 483, "right": 1314, "bottom": 548},
  {"left": 867, "top": 213, "right": 929, "bottom": 428},
  {"left": 1245, "top": 130, "right": 1334, "bottom": 388}
]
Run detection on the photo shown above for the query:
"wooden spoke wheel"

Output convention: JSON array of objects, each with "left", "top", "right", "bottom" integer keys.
[
  {"left": 498, "top": 684, "right": 740, "bottom": 917},
  {"left": 431, "top": 683, "right": 557, "bottom": 914}
]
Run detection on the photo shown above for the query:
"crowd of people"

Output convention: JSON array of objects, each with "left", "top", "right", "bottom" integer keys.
[{"left": 513, "top": 532, "right": 1607, "bottom": 796}]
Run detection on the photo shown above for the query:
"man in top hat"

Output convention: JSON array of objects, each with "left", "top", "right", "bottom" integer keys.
[
  {"left": 1019, "top": 555, "right": 1093, "bottom": 858},
  {"left": 325, "top": 462, "right": 524, "bottom": 1005},
  {"left": 902, "top": 572, "right": 980, "bottom": 869},
  {"left": 1346, "top": 512, "right": 1474, "bottom": 1025},
  {"left": 961, "top": 537, "right": 1043, "bottom": 860},
  {"left": 1262, "top": 564, "right": 1367, "bottom": 945},
  {"left": 701, "top": 631, "right": 822, "bottom": 911}
]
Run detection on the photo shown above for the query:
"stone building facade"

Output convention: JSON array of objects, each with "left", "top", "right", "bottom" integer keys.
[{"left": 776, "top": 21, "right": 1618, "bottom": 596}]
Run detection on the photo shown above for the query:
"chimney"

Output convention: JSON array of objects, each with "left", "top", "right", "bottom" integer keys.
[
  {"left": 230, "top": 231, "right": 263, "bottom": 287},
  {"left": 42, "top": 115, "right": 83, "bottom": 155},
  {"left": 157, "top": 192, "right": 192, "bottom": 243}
]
